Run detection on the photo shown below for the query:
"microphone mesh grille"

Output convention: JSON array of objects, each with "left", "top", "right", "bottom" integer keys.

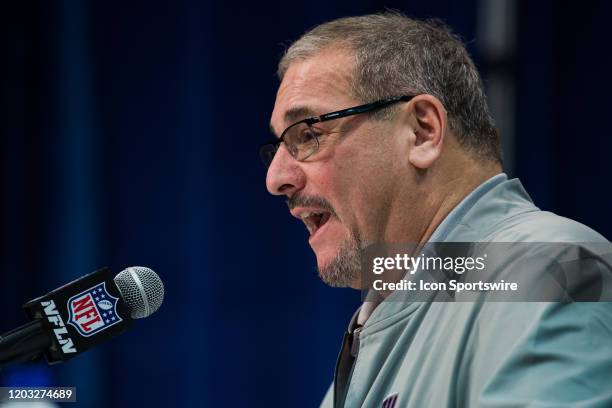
[{"left": 113, "top": 266, "right": 164, "bottom": 319}]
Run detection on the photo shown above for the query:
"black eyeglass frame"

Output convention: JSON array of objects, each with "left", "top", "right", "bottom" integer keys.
[{"left": 260, "top": 94, "right": 415, "bottom": 167}]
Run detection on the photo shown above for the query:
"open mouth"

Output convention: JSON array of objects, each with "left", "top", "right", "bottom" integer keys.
[{"left": 298, "top": 211, "right": 332, "bottom": 237}]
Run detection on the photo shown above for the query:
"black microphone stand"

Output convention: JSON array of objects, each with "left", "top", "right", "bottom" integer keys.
[{"left": 0, "top": 321, "right": 51, "bottom": 368}]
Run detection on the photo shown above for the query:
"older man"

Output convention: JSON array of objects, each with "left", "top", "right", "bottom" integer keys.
[{"left": 261, "top": 13, "right": 612, "bottom": 408}]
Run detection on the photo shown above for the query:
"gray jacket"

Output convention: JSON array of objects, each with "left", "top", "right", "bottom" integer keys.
[{"left": 321, "top": 178, "right": 612, "bottom": 407}]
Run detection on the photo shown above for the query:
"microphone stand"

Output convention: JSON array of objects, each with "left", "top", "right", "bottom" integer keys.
[{"left": 0, "top": 320, "right": 51, "bottom": 368}]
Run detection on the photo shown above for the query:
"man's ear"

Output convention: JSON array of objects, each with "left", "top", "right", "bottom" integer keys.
[{"left": 402, "top": 94, "right": 447, "bottom": 169}]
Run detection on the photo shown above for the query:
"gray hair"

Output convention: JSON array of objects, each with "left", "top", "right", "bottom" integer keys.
[{"left": 278, "top": 12, "right": 501, "bottom": 163}]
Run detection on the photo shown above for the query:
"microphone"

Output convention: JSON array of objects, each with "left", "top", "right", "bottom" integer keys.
[{"left": 0, "top": 266, "right": 164, "bottom": 368}]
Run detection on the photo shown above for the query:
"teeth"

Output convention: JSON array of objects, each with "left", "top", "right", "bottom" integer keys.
[
  {"left": 299, "top": 211, "right": 324, "bottom": 219},
  {"left": 296, "top": 210, "right": 329, "bottom": 236}
]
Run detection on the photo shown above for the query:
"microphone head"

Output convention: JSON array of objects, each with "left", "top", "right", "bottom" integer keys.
[{"left": 113, "top": 266, "right": 164, "bottom": 319}]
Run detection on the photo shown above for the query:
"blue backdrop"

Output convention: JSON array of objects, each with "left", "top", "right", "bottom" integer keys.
[{"left": 1, "top": 1, "right": 611, "bottom": 407}]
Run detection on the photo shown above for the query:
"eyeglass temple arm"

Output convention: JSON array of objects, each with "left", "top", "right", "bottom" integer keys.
[{"left": 316, "top": 95, "right": 414, "bottom": 123}]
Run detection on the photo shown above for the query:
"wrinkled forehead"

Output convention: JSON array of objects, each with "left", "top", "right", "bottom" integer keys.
[{"left": 270, "top": 49, "right": 357, "bottom": 136}]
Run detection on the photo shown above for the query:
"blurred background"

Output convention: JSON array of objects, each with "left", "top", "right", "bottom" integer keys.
[{"left": 1, "top": 0, "right": 611, "bottom": 407}]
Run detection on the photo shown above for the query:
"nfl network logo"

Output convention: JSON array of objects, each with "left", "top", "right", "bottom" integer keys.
[{"left": 67, "top": 282, "right": 123, "bottom": 337}]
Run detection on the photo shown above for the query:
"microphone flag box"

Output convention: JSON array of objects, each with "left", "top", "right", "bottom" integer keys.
[{"left": 22, "top": 267, "right": 133, "bottom": 364}]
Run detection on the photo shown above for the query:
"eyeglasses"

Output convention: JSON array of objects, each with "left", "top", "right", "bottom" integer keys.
[{"left": 259, "top": 95, "right": 415, "bottom": 168}]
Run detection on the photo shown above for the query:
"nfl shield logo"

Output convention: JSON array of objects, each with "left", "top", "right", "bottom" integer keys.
[{"left": 67, "top": 282, "right": 123, "bottom": 337}]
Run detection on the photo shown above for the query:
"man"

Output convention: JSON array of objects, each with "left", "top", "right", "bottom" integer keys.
[{"left": 261, "top": 12, "right": 612, "bottom": 408}]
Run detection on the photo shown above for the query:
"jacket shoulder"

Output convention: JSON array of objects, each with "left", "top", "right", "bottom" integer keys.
[
  {"left": 485, "top": 210, "right": 608, "bottom": 242},
  {"left": 451, "top": 178, "right": 608, "bottom": 243}
]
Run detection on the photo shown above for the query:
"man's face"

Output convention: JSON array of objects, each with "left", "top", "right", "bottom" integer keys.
[{"left": 267, "top": 49, "right": 407, "bottom": 288}]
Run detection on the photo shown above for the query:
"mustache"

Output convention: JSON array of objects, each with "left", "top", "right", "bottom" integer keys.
[{"left": 286, "top": 194, "right": 338, "bottom": 218}]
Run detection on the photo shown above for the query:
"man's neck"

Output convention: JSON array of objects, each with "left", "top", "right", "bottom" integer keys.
[
  {"left": 419, "top": 170, "right": 501, "bottom": 244},
  {"left": 357, "top": 162, "right": 502, "bottom": 317},
  {"left": 386, "top": 159, "right": 502, "bottom": 246}
]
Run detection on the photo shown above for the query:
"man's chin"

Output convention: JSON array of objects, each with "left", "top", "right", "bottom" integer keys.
[{"left": 316, "top": 239, "right": 361, "bottom": 288}]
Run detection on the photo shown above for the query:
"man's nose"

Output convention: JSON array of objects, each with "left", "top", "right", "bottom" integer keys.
[{"left": 266, "top": 145, "right": 306, "bottom": 197}]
